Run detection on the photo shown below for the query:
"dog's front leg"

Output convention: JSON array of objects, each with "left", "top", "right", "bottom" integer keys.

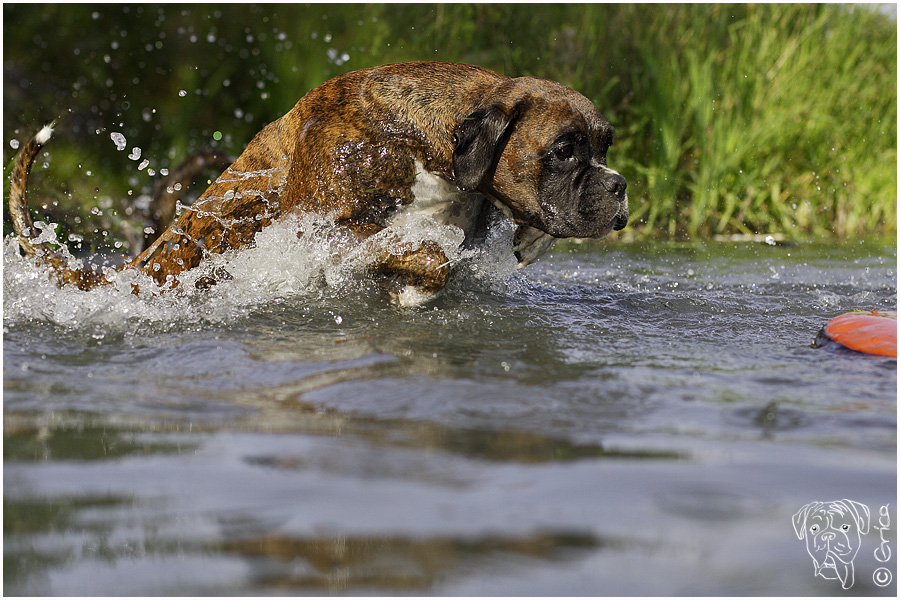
[
  {"left": 342, "top": 223, "right": 450, "bottom": 306},
  {"left": 373, "top": 240, "right": 450, "bottom": 306}
]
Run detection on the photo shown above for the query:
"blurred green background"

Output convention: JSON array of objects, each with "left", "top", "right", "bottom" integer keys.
[{"left": 3, "top": 3, "right": 896, "bottom": 253}]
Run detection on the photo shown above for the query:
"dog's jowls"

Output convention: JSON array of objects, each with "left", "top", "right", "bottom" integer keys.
[{"left": 9, "top": 62, "right": 628, "bottom": 305}]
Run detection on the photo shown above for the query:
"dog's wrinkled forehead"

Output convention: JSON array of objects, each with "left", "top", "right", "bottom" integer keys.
[{"left": 507, "top": 77, "right": 613, "bottom": 149}]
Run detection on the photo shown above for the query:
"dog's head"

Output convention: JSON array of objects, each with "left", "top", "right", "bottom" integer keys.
[
  {"left": 792, "top": 500, "right": 870, "bottom": 587},
  {"left": 452, "top": 77, "right": 628, "bottom": 239}
]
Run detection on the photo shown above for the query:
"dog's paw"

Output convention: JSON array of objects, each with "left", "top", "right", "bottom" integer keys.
[
  {"left": 378, "top": 273, "right": 443, "bottom": 307},
  {"left": 372, "top": 240, "right": 450, "bottom": 306},
  {"left": 392, "top": 284, "right": 442, "bottom": 307}
]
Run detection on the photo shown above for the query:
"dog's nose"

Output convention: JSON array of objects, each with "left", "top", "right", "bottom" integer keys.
[
  {"left": 820, "top": 532, "right": 836, "bottom": 542},
  {"left": 602, "top": 172, "right": 627, "bottom": 198}
]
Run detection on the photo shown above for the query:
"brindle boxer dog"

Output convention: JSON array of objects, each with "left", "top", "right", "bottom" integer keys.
[{"left": 8, "top": 61, "right": 628, "bottom": 305}]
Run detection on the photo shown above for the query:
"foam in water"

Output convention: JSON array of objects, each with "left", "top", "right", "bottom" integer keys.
[{"left": 3, "top": 209, "right": 522, "bottom": 331}]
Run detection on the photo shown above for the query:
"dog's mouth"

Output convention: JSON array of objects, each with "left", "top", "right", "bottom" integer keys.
[
  {"left": 563, "top": 169, "right": 629, "bottom": 238},
  {"left": 573, "top": 193, "right": 629, "bottom": 239},
  {"left": 536, "top": 199, "right": 627, "bottom": 239},
  {"left": 593, "top": 209, "right": 628, "bottom": 239},
  {"left": 494, "top": 180, "right": 628, "bottom": 239},
  {"left": 595, "top": 219, "right": 617, "bottom": 239},
  {"left": 605, "top": 203, "right": 630, "bottom": 233}
]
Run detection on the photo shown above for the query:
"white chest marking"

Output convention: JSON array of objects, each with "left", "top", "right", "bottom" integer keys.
[{"left": 390, "top": 161, "right": 485, "bottom": 236}]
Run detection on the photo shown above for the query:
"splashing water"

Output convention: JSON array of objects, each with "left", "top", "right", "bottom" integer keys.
[
  {"left": 110, "top": 132, "right": 127, "bottom": 151},
  {"left": 2, "top": 210, "right": 521, "bottom": 333}
]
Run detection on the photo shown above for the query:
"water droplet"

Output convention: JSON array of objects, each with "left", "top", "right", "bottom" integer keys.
[
  {"left": 765, "top": 235, "right": 776, "bottom": 246},
  {"left": 138, "top": 159, "right": 150, "bottom": 170},
  {"left": 110, "top": 132, "right": 127, "bottom": 150},
  {"left": 9, "top": 139, "right": 19, "bottom": 149},
  {"left": 178, "top": 89, "right": 187, "bottom": 97},
  {"left": 128, "top": 147, "right": 142, "bottom": 161}
]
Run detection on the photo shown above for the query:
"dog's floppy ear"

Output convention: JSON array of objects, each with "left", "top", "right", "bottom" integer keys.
[
  {"left": 792, "top": 502, "right": 818, "bottom": 539},
  {"left": 841, "top": 499, "right": 871, "bottom": 534},
  {"left": 452, "top": 105, "right": 513, "bottom": 192}
]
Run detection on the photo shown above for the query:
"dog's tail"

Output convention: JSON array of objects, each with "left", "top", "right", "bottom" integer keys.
[
  {"left": 7, "top": 122, "right": 55, "bottom": 257},
  {"left": 7, "top": 123, "right": 108, "bottom": 290}
]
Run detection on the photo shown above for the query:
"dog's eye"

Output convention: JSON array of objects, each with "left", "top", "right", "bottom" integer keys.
[
  {"left": 810, "top": 525, "right": 819, "bottom": 533},
  {"left": 841, "top": 524, "right": 850, "bottom": 531},
  {"left": 553, "top": 145, "right": 575, "bottom": 161}
]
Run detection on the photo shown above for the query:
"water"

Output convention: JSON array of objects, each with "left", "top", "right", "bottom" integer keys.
[{"left": 3, "top": 222, "right": 896, "bottom": 596}]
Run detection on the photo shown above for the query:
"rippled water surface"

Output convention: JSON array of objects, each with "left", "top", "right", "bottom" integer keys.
[{"left": 3, "top": 233, "right": 896, "bottom": 596}]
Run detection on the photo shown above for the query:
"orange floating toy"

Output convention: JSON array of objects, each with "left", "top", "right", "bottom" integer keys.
[{"left": 822, "top": 310, "right": 897, "bottom": 357}]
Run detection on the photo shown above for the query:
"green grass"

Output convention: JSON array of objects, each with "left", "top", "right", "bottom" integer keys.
[{"left": 3, "top": 4, "right": 896, "bottom": 251}]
